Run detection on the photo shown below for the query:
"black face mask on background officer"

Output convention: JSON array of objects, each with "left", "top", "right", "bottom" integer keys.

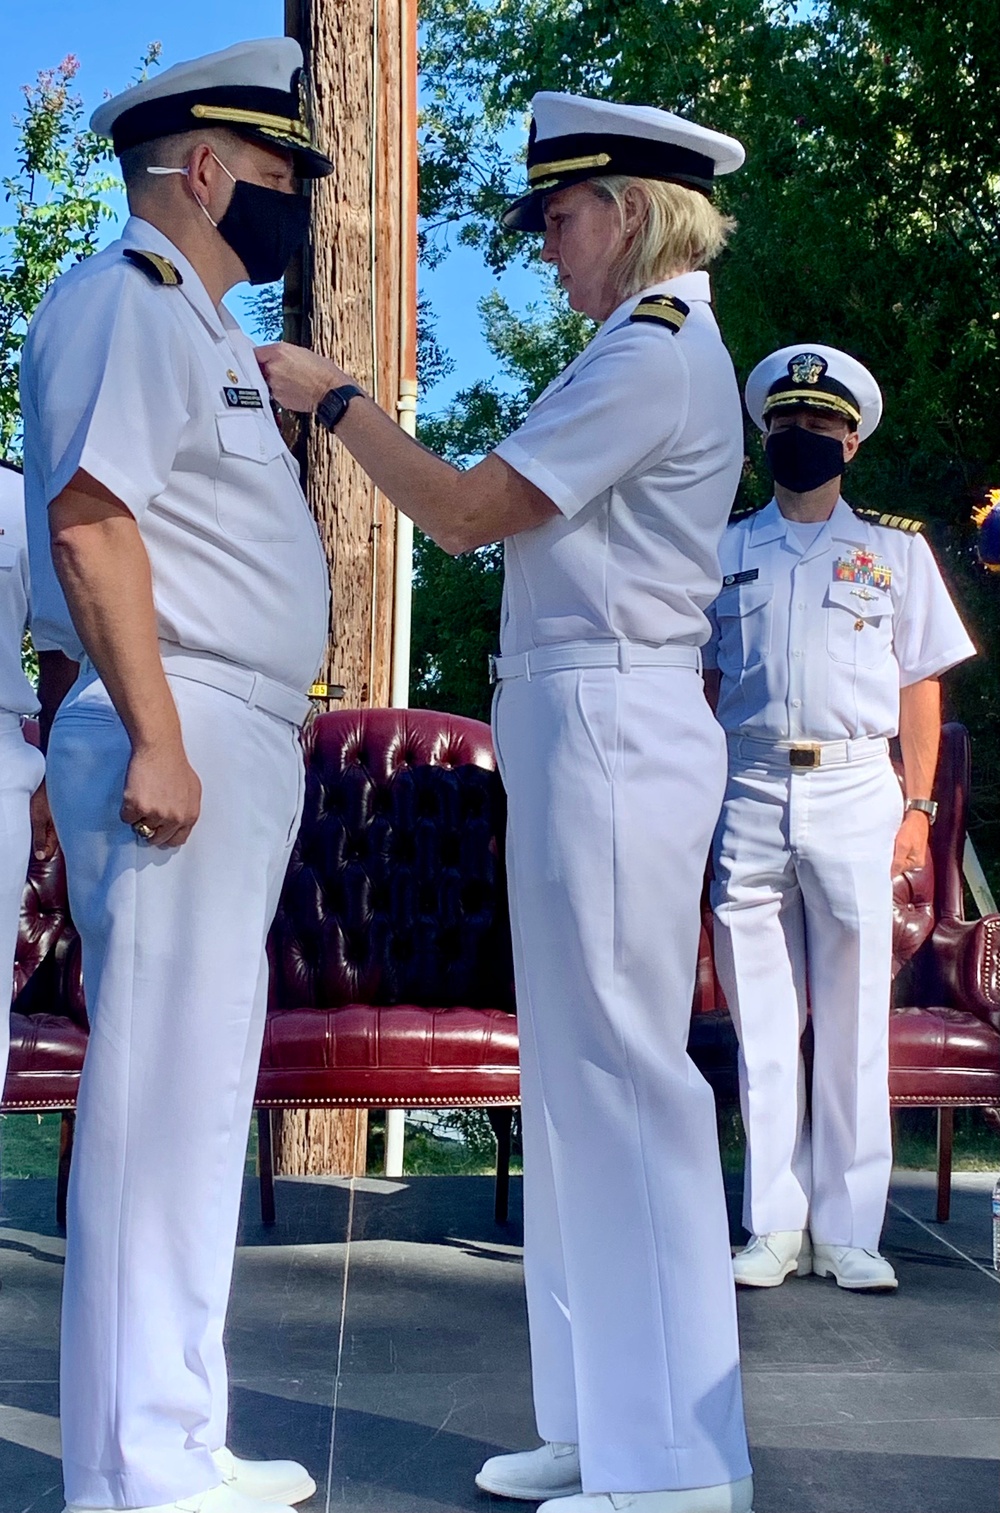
[{"left": 764, "top": 421, "right": 851, "bottom": 493}]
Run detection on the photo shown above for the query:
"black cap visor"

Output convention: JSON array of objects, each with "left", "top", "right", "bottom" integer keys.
[{"left": 502, "top": 129, "right": 715, "bottom": 232}]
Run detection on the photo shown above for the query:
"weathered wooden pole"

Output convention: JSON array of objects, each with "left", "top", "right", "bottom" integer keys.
[{"left": 273, "top": 0, "right": 417, "bottom": 1179}]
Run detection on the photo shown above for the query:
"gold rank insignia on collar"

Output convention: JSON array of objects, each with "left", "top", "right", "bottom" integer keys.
[
  {"left": 629, "top": 294, "right": 689, "bottom": 333},
  {"left": 123, "top": 249, "right": 183, "bottom": 287},
  {"left": 852, "top": 506, "right": 924, "bottom": 534}
]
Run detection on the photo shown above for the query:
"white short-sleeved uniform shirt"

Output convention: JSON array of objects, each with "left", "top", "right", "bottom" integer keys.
[
  {"left": 0, "top": 465, "right": 39, "bottom": 717},
  {"left": 705, "top": 496, "right": 976, "bottom": 740},
  {"left": 494, "top": 272, "right": 743, "bottom": 654},
  {"left": 21, "top": 217, "right": 330, "bottom": 693}
]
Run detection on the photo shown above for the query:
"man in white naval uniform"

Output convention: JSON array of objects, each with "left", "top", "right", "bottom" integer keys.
[
  {"left": 258, "top": 92, "right": 754, "bottom": 1513},
  {"left": 22, "top": 40, "right": 332, "bottom": 1513},
  {"left": 0, "top": 461, "right": 57, "bottom": 1129},
  {"left": 706, "top": 345, "right": 975, "bottom": 1292}
]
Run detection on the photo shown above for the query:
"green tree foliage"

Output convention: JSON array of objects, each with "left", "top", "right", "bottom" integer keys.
[
  {"left": 415, "top": 1, "right": 1000, "bottom": 881},
  {"left": 0, "top": 56, "right": 122, "bottom": 458}
]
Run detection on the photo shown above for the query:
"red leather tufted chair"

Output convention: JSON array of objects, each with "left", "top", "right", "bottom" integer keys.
[
  {"left": 256, "top": 707, "right": 519, "bottom": 1222},
  {"left": 890, "top": 722, "right": 1000, "bottom": 1218},
  {"left": 5, "top": 721, "right": 88, "bottom": 1221}
]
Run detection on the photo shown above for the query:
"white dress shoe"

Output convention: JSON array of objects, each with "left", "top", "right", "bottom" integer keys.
[
  {"left": 212, "top": 1447, "right": 316, "bottom": 1504},
  {"left": 812, "top": 1243, "right": 898, "bottom": 1291},
  {"left": 64, "top": 1481, "right": 298, "bottom": 1513},
  {"left": 476, "top": 1442, "right": 583, "bottom": 1500},
  {"left": 537, "top": 1478, "right": 754, "bottom": 1513},
  {"left": 732, "top": 1230, "right": 812, "bottom": 1288}
]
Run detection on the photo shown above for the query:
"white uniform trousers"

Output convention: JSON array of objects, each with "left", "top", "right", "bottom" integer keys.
[
  {"left": 46, "top": 672, "right": 304, "bottom": 1509},
  {"left": 493, "top": 665, "right": 751, "bottom": 1495},
  {"left": 710, "top": 747, "right": 903, "bottom": 1250},
  {"left": 1, "top": 713, "right": 45, "bottom": 1100}
]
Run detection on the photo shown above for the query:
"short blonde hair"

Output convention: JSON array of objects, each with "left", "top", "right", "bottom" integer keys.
[{"left": 590, "top": 175, "right": 736, "bottom": 298}]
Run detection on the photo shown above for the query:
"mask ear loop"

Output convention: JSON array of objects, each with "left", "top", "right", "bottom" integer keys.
[{"left": 146, "top": 153, "right": 235, "bottom": 229}]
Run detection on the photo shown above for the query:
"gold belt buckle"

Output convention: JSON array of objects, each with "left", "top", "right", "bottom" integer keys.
[
  {"left": 788, "top": 743, "right": 821, "bottom": 769},
  {"left": 304, "top": 680, "right": 345, "bottom": 732}
]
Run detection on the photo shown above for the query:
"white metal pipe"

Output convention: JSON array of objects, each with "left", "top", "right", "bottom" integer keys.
[
  {"left": 384, "top": 1108, "right": 407, "bottom": 1177},
  {"left": 390, "top": 379, "right": 418, "bottom": 710}
]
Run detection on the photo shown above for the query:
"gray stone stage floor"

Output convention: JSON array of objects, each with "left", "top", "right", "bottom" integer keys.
[{"left": 0, "top": 1169, "right": 997, "bottom": 1513}]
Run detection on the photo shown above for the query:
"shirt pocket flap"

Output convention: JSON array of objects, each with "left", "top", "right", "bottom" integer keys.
[
  {"left": 715, "top": 582, "right": 773, "bottom": 618},
  {"left": 0, "top": 541, "right": 18, "bottom": 570},
  {"left": 216, "top": 411, "right": 284, "bottom": 464},
  {"left": 825, "top": 580, "right": 891, "bottom": 620}
]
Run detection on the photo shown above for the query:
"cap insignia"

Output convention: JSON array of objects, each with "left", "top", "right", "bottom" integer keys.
[
  {"left": 789, "top": 352, "right": 828, "bottom": 386},
  {"left": 122, "top": 248, "right": 183, "bottom": 286},
  {"left": 629, "top": 294, "right": 690, "bottom": 333}
]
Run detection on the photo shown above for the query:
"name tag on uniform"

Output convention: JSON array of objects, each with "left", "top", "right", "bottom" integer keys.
[
  {"left": 722, "top": 569, "right": 759, "bottom": 587},
  {"left": 223, "top": 386, "right": 265, "bottom": 410}
]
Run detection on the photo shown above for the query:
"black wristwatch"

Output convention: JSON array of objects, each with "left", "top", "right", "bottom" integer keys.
[{"left": 316, "top": 383, "right": 365, "bottom": 431}]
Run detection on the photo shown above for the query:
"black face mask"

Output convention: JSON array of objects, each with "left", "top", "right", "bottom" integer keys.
[
  {"left": 215, "top": 178, "right": 310, "bottom": 286},
  {"left": 764, "top": 426, "right": 847, "bottom": 494}
]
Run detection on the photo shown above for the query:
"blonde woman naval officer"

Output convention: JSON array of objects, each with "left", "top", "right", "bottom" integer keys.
[
  {"left": 258, "top": 93, "right": 754, "bottom": 1513},
  {"left": 22, "top": 39, "right": 331, "bottom": 1513},
  {"left": 706, "top": 347, "right": 975, "bottom": 1292}
]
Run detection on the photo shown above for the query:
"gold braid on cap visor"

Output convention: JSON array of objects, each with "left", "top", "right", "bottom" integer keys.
[
  {"left": 527, "top": 152, "right": 613, "bottom": 182},
  {"left": 191, "top": 103, "right": 311, "bottom": 144},
  {"left": 762, "top": 389, "right": 862, "bottom": 425}
]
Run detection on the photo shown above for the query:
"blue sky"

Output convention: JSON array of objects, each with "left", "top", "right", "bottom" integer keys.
[{"left": 0, "top": 1, "right": 541, "bottom": 411}]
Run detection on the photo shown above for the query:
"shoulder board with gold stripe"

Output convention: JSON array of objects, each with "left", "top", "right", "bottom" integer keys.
[
  {"left": 728, "top": 500, "right": 763, "bottom": 524},
  {"left": 629, "top": 294, "right": 689, "bottom": 333},
  {"left": 123, "top": 249, "right": 183, "bottom": 287},
  {"left": 853, "top": 507, "right": 924, "bottom": 534}
]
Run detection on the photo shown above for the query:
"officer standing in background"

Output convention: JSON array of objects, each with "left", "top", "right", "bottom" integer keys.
[
  {"left": 22, "top": 40, "right": 331, "bottom": 1513},
  {"left": 259, "top": 91, "right": 754, "bottom": 1513},
  {"left": 0, "top": 460, "right": 57, "bottom": 1127},
  {"left": 706, "top": 345, "right": 975, "bottom": 1293}
]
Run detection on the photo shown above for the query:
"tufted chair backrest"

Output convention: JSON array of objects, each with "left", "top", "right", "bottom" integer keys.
[
  {"left": 12, "top": 721, "right": 88, "bottom": 1026},
  {"left": 266, "top": 708, "right": 515, "bottom": 1014}
]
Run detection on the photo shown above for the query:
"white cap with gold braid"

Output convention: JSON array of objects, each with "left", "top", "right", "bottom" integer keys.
[
  {"left": 745, "top": 343, "right": 884, "bottom": 441},
  {"left": 90, "top": 38, "right": 332, "bottom": 179},
  {"left": 503, "top": 91, "right": 745, "bottom": 232}
]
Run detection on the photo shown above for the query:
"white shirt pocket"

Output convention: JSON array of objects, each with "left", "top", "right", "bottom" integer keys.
[
  {"left": 714, "top": 581, "right": 774, "bottom": 677},
  {"left": 825, "top": 580, "right": 893, "bottom": 668},
  {"left": 215, "top": 411, "right": 296, "bottom": 542},
  {"left": 0, "top": 542, "right": 17, "bottom": 571}
]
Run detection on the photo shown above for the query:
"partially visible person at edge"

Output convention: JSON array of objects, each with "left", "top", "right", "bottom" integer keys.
[
  {"left": 0, "top": 459, "right": 61, "bottom": 1270},
  {"left": 258, "top": 92, "right": 755, "bottom": 1513},
  {"left": 22, "top": 38, "right": 333, "bottom": 1513},
  {"left": 705, "top": 345, "right": 976, "bottom": 1295}
]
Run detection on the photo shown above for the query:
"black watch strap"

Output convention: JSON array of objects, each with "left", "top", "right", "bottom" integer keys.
[{"left": 316, "top": 383, "right": 365, "bottom": 431}]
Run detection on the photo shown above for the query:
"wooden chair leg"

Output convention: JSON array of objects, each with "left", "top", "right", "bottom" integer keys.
[
  {"left": 488, "top": 1108, "right": 513, "bottom": 1224},
  {"left": 936, "top": 1106, "right": 954, "bottom": 1223},
  {"left": 257, "top": 1108, "right": 276, "bottom": 1227},
  {"left": 57, "top": 1111, "right": 75, "bottom": 1229}
]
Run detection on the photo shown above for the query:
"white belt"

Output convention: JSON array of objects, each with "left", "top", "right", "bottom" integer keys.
[
  {"left": 157, "top": 644, "right": 312, "bottom": 727},
  {"left": 490, "top": 641, "right": 703, "bottom": 683},
  {"left": 728, "top": 732, "right": 890, "bottom": 769}
]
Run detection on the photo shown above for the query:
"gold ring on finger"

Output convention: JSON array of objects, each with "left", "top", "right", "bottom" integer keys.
[{"left": 132, "top": 821, "right": 155, "bottom": 842}]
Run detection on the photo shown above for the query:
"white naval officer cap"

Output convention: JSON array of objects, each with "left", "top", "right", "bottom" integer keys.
[
  {"left": 502, "top": 91, "right": 746, "bottom": 232},
  {"left": 90, "top": 38, "right": 332, "bottom": 179},
  {"left": 745, "top": 344, "right": 884, "bottom": 442}
]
